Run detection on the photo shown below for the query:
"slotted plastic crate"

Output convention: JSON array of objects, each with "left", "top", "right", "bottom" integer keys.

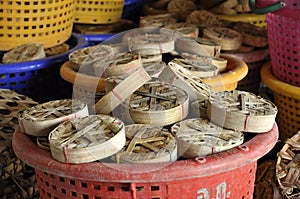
[
  {"left": 0, "top": 0, "right": 75, "bottom": 51},
  {"left": 261, "top": 62, "right": 300, "bottom": 142},
  {"left": 0, "top": 34, "right": 88, "bottom": 103},
  {"left": 13, "top": 123, "right": 278, "bottom": 199},
  {"left": 74, "top": 0, "right": 125, "bottom": 24},
  {"left": 266, "top": 9, "right": 300, "bottom": 87}
]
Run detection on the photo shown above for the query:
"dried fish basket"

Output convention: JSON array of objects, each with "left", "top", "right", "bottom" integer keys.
[
  {"left": 261, "top": 62, "right": 300, "bottom": 142},
  {"left": 0, "top": 0, "right": 76, "bottom": 51},
  {"left": 114, "top": 124, "right": 177, "bottom": 163},
  {"left": 49, "top": 115, "right": 126, "bottom": 164},
  {"left": 0, "top": 34, "right": 88, "bottom": 103},
  {"left": 218, "top": 13, "right": 267, "bottom": 28},
  {"left": 208, "top": 90, "right": 277, "bottom": 133},
  {"left": 74, "top": 0, "right": 125, "bottom": 24},
  {"left": 13, "top": 122, "right": 278, "bottom": 199},
  {"left": 225, "top": 48, "right": 269, "bottom": 94},
  {"left": 19, "top": 99, "right": 89, "bottom": 136},
  {"left": 201, "top": 54, "right": 248, "bottom": 92},
  {"left": 171, "top": 118, "right": 244, "bottom": 159},
  {"left": 128, "top": 82, "right": 189, "bottom": 126},
  {"left": 276, "top": 131, "right": 300, "bottom": 198}
]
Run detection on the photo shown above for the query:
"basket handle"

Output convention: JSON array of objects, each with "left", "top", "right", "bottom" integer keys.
[{"left": 249, "top": 0, "right": 285, "bottom": 14}]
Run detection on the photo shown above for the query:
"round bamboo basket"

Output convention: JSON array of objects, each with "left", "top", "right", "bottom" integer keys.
[
  {"left": 128, "top": 82, "right": 189, "bottom": 126},
  {"left": 49, "top": 114, "right": 126, "bottom": 164},
  {"left": 19, "top": 99, "right": 89, "bottom": 136},
  {"left": 114, "top": 124, "right": 177, "bottom": 164},
  {"left": 207, "top": 89, "right": 277, "bottom": 133},
  {"left": 171, "top": 118, "right": 244, "bottom": 159}
]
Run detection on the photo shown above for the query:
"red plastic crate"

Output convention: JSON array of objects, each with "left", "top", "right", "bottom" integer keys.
[{"left": 13, "top": 123, "right": 278, "bottom": 199}]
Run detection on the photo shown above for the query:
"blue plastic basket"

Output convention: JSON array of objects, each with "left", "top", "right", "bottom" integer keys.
[
  {"left": 0, "top": 34, "right": 88, "bottom": 103},
  {"left": 122, "top": 0, "right": 146, "bottom": 21},
  {"left": 81, "top": 33, "right": 115, "bottom": 46}
]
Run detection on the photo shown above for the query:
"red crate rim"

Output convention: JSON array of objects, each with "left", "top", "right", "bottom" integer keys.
[{"left": 12, "top": 124, "right": 278, "bottom": 183}]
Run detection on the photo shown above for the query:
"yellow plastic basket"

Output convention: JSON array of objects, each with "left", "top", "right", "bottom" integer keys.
[
  {"left": 74, "top": 0, "right": 124, "bottom": 24},
  {"left": 261, "top": 62, "right": 300, "bottom": 142},
  {"left": 0, "top": 0, "right": 75, "bottom": 51},
  {"left": 218, "top": 13, "right": 267, "bottom": 28},
  {"left": 202, "top": 54, "right": 248, "bottom": 92}
]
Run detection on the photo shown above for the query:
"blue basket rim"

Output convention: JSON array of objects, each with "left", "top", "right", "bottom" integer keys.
[{"left": 0, "top": 33, "right": 88, "bottom": 73}]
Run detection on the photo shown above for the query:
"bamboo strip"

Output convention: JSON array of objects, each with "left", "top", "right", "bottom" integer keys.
[
  {"left": 94, "top": 66, "right": 151, "bottom": 114},
  {"left": 159, "top": 60, "right": 211, "bottom": 102}
]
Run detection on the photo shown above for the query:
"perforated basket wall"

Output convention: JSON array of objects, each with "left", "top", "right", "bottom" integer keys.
[
  {"left": 13, "top": 123, "right": 278, "bottom": 199},
  {"left": 74, "top": 0, "right": 124, "bottom": 24},
  {"left": 266, "top": 9, "right": 300, "bottom": 87},
  {"left": 261, "top": 62, "right": 300, "bottom": 142},
  {"left": 0, "top": 34, "right": 88, "bottom": 103},
  {"left": 0, "top": 0, "right": 75, "bottom": 51},
  {"left": 218, "top": 13, "right": 267, "bottom": 28}
]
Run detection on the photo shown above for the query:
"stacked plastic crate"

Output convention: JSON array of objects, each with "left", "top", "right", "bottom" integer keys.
[{"left": 260, "top": 0, "right": 300, "bottom": 142}]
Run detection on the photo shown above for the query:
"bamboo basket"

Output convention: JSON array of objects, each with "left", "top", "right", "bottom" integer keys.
[
  {"left": 115, "top": 124, "right": 177, "bottom": 163},
  {"left": 128, "top": 82, "right": 189, "bottom": 126},
  {"left": 208, "top": 90, "right": 277, "bottom": 133},
  {"left": 128, "top": 33, "right": 175, "bottom": 55},
  {"left": 19, "top": 99, "right": 89, "bottom": 136},
  {"left": 94, "top": 66, "right": 151, "bottom": 115},
  {"left": 168, "top": 58, "right": 219, "bottom": 78},
  {"left": 175, "top": 36, "right": 221, "bottom": 58},
  {"left": 276, "top": 131, "right": 300, "bottom": 198},
  {"left": 171, "top": 118, "right": 244, "bottom": 159},
  {"left": 49, "top": 115, "right": 126, "bottom": 164},
  {"left": 102, "top": 53, "right": 142, "bottom": 78},
  {"left": 68, "top": 45, "right": 114, "bottom": 72}
]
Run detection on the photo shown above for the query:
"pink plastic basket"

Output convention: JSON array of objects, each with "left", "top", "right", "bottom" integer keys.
[
  {"left": 266, "top": 5, "right": 300, "bottom": 87},
  {"left": 12, "top": 124, "right": 278, "bottom": 199}
]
